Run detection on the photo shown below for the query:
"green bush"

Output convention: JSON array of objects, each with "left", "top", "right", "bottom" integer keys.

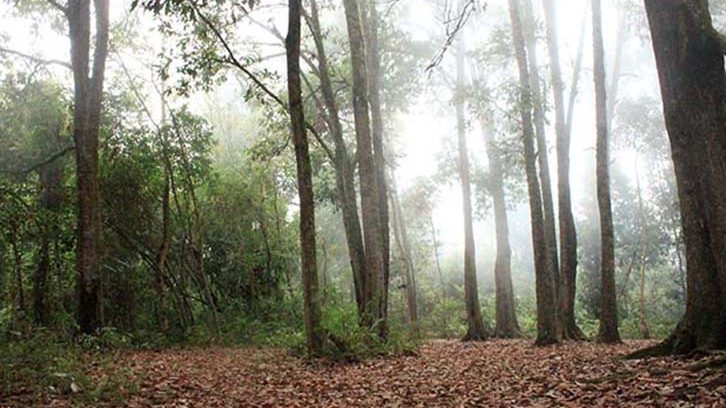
[{"left": 0, "top": 331, "right": 136, "bottom": 406}]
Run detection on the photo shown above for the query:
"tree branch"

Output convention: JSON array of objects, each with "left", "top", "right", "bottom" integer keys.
[
  {"left": 46, "top": 0, "right": 68, "bottom": 14},
  {"left": 185, "top": 0, "right": 328, "bottom": 156},
  {"left": 0, "top": 46, "right": 72, "bottom": 69},
  {"left": 0, "top": 145, "right": 75, "bottom": 176}
]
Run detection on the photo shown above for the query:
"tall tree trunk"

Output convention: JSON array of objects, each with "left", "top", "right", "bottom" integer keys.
[
  {"left": 606, "top": 7, "right": 627, "bottom": 128},
  {"left": 631, "top": 0, "right": 726, "bottom": 356},
  {"left": 430, "top": 214, "right": 446, "bottom": 300},
  {"left": 342, "top": 0, "right": 386, "bottom": 335},
  {"left": 287, "top": 0, "right": 324, "bottom": 356},
  {"left": 542, "top": 0, "right": 585, "bottom": 340},
  {"left": 565, "top": 0, "right": 589, "bottom": 138},
  {"left": 155, "top": 172, "right": 171, "bottom": 332},
  {"left": 592, "top": 0, "right": 620, "bottom": 344},
  {"left": 68, "top": 0, "right": 109, "bottom": 334},
  {"left": 306, "top": 0, "right": 367, "bottom": 316},
  {"left": 482, "top": 123, "right": 521, "bottom": 338},
  {"left": 360, "top": 0, "right": 390, "bottom": 332},
  {"left": 508, "top": 0, "right": 559, "bottom": 345},
  {"left": 455, "top": 40, "right": 489, "bottom": 342},
  {"left": 522, "top": 0, "right": 560, "bottom": 301},
  {"left": 389, "top": 175, "right": 418, "bottom": 328}
]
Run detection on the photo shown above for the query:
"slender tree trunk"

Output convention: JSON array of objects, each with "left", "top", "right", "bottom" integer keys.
[
  {"left": 33, "top": 160, "right": 63, "bottom": 325},
  {"left": 508, "top": 0, "right": 559, "bottom": 345},
  {"left": 0, "top": 240, "right": 5, "bottom": 306},
  {"left": 430, "top": 214, "right": 446, "bottom": 300},
  {"left": 155, "top": 172, "right": 171, "bottom": 332},
  {"left": 522, "top": 0, "right": 560, "bottom": 301},
  {"left": 342, "top": 0, "right": 386, "bottom": 335},
  {"left": 482, "top": 124, "right": 521, "bottom": 338},
  {"left": 606, "top": 7, "right": 627, "bottom": 128},
  {"left": 389, "top": 175, "right": 418, "bottom": 328},
  {"left": 287, "top": 0, "right": 324, "bottom": 355},
  {"left": 360, "top": 0, "right": 390, "bottom": 333},
  {"left": 565, "top": 0, "right": 589, "bottom": 138},
  {"left": 455, "top": 40, "right": 489, "bottom": 342},
  {"left": 10, "top": 228, "right": 24, "bottom": 312},
  {"left": 592, "top": 0, "right": 620, "bottom": 344},
  {"left": 67, "top": 0, "right": 109, "bottom": 334},
  {"left": 542, "top": 0, "right": 585, "bottom": 340},
  {"left": 306, "top": 0, "right": 367, "bottom": 316},
  {"left": 630, "top": 0, "right": 726, "bottom": 356},
  {"left": 635, "top": 156, "right": 650, "bottom": 339}
]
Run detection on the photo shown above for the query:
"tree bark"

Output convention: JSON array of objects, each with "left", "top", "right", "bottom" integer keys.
[
  {"left": 306, "top": 0, "right": 368, "bottom": 316},
  {"left": 342, "top": 0, "right": 386, "bottom": 335},
  {"left": 541, "top": 0, "right": 585, "bottom": 340},
  {"left": 482, "top": 123, "right": 521, "bottom": 338},
  {"left": 592, "top": 0, "right": 620, "bottom": 344},
  {"left": 455, "top": 41, "right": 489, "bottom": 342},
  {"left": 508, "top": 0, "right": 559, "bottom": 345},
  {"left": 522, "top": 0, "right": 560, "bottom": 302},
  {"left": 630, "top": 0, "right": 726, "bottom": 356},
  {"left": 286, "top": 0, "right": 324, "bottom": 356},
  {"left": 68, "top": 0, "right": 110, "bottom": 334},
  {"left": 360, "top": 0, "right": 390, "bottom": 333}
]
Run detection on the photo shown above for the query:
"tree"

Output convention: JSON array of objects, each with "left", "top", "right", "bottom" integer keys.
[
  {"left": 631, "top": 0, "right": 726, "bottom": 356},
  {"left": 62, "top": 0, "right": 110, "bottom": 334},
  {"left": 508, "top": 0, "right": 559, "bottom": 345},
  {"left": 541, "top": 0, "right": 585, "bottom": 340},
  {"left": 342, "top": 0, "right": 387, "bottom": 335},
  {"left": 521, "top": 0, "right": 559, "bottom": 301},
  {"left": 389, "top": 174, "right": 418, "bottom": 329},
  {"left": 360, "top": 0, "right": 390, "bottom": 328},
  {"left": 286, "top": 0, "right": 324, "bottom": 355},
  {"left": 455, "top": 39, "right": 489, "bottom": 342},
  {"left": 306, "top": 0, "right": 368, "bottom": 317},
  {"left": 482, "top": 125, "right": 521, "bottom": 338},
  {"left": 592, "top": 0, "right": 620, "bottom": 344}
]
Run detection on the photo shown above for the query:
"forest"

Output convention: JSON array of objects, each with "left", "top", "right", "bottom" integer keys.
[{"left": 0, "top": 0, "right": 725, "bottom": 406}]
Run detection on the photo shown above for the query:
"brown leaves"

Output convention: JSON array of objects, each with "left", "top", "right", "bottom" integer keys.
[{"left": 6, "top": 340, "right": 725, "bottom": 407}]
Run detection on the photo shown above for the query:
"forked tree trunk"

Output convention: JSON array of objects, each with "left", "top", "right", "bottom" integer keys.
[
  {"left": 482, "top": 123, "right": 521, "bottom": 338},
  {"left": 522, "top": 0, "right": 560, "bottom": 300},
  {"left": 342, "top": 0, "right": 386, "bottom": 335},
  {"left": 455, "top": 41, "right": 489, "bottom": 342},
  {"left": 68, "top": 0, "right": 110, "bottom": 334},
  {"left": 630, "top": 0, "right": 726, "bottom": 356},
  {"left": 508, "top": 0, "right": 559, "bottom": 345},
  {"left": 286, "top": 0, "right": 324, "bottom": 356},
  {"left": 306, "top": 0, "right": 368, "bottom": 316},
  {"left": 592, "top": 0, "right": 620, "bottom": 344},
  {"left": 541, "top": 0, "right": 585, "bottom": 340}
]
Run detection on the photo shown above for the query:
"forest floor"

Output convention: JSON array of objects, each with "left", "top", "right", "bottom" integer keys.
[{"left": 5, "top": 339, "right": 726, "bottom": 407}]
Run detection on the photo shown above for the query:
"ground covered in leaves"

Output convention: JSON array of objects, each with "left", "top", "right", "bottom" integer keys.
[{"left": 4, "top": 339, "right": 726, "bottom": 407}]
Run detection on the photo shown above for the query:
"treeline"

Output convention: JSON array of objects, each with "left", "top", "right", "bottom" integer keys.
[{"left": 0, "top": 0, "right": 723, "bottom": 358}]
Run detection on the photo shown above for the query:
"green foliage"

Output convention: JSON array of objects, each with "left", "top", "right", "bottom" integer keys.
[{"left": 0, "top": 331, "right": 136, "bottom": 406}]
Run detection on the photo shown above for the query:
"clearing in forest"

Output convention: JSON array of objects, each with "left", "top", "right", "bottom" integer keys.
[{"left": 8, "top": 340, "right": 726, "bottom": 407}]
